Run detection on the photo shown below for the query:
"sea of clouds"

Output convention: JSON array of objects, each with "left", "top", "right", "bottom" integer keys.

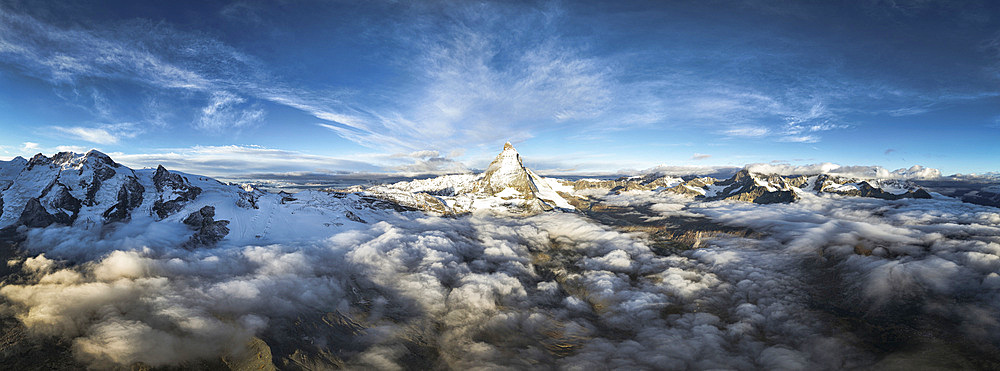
[{"left": 2, "top": 190, "right": 999, "bottom": 369}]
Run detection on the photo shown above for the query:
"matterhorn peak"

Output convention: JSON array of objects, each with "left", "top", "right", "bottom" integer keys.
[{"left": 475, "top": 142, "right": 535, "bottom": 196}]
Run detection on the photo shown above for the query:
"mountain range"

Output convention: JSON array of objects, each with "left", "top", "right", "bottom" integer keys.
[{"left": 0, "top": 143, "right": 982, "bottom": 240}]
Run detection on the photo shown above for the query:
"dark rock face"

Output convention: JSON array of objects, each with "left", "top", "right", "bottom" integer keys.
[
  {"left": 182, "top": 206, "right": 230, "bottom": 249},
  {"left": 473, "top": 142, "right": 540, "bottom": 196},
  {"left": 824, "top": 181, "right": 933, "bottom": 200},
  {"left": 18, "top": 198, "right": 56, "bottom": 228},
  {"left": 839, "top": 182, "right": 895, "bottom": 199},
  {"left": 0, "top": 196, "right": 4, "bottom": 219},
  {"left": 153, "top": 199, "right": 184, "bottom": 219},
  {"left": 84, "top": 167, "right": 117, "bottom": 206},
  {"left": 812, "top": 174, "right": 837, "bottom": 192},
  {"left": 343, "top": 210, "right": 366, "bottom": 224},
  {"left": 663, "top": 178, "right": 717, "bottom": 196},
  {"left": 50, "top": 152, "right": 76, "bottom": 166},
  {"left": 83, "top": 149, "right": 117, "bottom": 167},
  {"left": 29, "top": 182, "right": 84, "bottom": 226},
  {"left": 26, "top": 154, "right": 51, "bottom": 170},
  {"left": 47, "top": 184, "right": 82, "bottom": 219},
  {"left": 102, "top": 177, "right": 145, "bottom": 223},
  {"left": 703, "top": 169, "right": 802, "bottom": 204},
  {"left": 237, "top": 192, "right": 259, "bottom": 209},
  {"left": 153, "top": 165, "right": 187, "bottom": 192},
  {"left": 152, "top": 165, "right": 203, "bottom": 219},
  {"left": 961, "top": 191, "right": 1000, "bottom": 208},
  {"left": 754, "top": 190, "right": 799, "bottom": 204},
  {"left": 182, "top": 205, "right": 216, "bottom": 227}
]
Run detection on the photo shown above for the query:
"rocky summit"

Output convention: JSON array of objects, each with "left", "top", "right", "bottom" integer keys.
[
  {"left": 474, "top": 142, "right": 537, "bottom": 195},
  {"left": 347, "top": 142, "right": 575, "bottom": 214},
  {"left": 0, "top": 150, "right": 145, "bottom": 231}
]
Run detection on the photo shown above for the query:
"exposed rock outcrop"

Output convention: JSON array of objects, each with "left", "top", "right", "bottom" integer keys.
[
  {"left": 153, "top": 165, "right": 203, "bottom": 219},
  {"left": 573, "top": 174, "right": 685, "bottom": 194},
  {"left": 18, "top": 198, "right": 56, "bottom": 228},
  {"left": 83, "top": 165, "right": 117, "bottom": 206},
  {"left": 25, "top": 153, "right": 51, "bottom": 170},
  {"left": 347, "top": 143, "right": 575, "bottom": 214},
  {"left": 182, "top": 206, "right": 230, "bottom": 249},
  {"left": 704, "top": 169, "right": 801, "bottom": 204},
  {"left": 50, "top": 151, "right": 76, "bottom": 166},
  {"left": 695, "top": 170, "right": 932, "bottom": 204},
  {"left": 40, "top": 183, "right": 83, "bottom": 224},
  {"left": 474, "top": 142, "right": 540, "bottom": 196},
  {"left": 343, "top": 210, "right": 366, "bottom": 224},
  {"left": 663, "top": 177, "right": 717, "bottom": 196},
  {"left": 470, "top": 142, "right": 571, "bottom": 211},
  {"left": 102, "top": 177, "right": 145, "bottom": 223},
  {"left": 812, "top": 174, "right": 932, "bottom": 200}
]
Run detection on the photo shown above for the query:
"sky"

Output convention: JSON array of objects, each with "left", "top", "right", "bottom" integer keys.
[{"left": 0, "top": 0, "right": 998, "bottom": 179}]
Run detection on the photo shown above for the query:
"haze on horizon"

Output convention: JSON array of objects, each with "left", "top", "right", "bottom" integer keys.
[{"left": 1, "top": 0, "right": 998, "bottom": 179}]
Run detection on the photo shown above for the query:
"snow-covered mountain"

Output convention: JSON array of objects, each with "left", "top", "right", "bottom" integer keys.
[
  {"left": 693, "top": 169, "right": 932, "bottom": 204},
  {"left": 346, "top": 142, "right": 574, "bottom": 214},
  {"left": 344, "top": 143, "right": 946, "bottom": 214},
  {"left": 0, "top": 146, "right": 963, "bottom": 245},
  {"left": 0, "top": 150, "right": 145, "bottom": 230},
  {"left": 0, "top": 151, "right": 398, "bottom": 248},
  {"left": 563, "top": 168, "right": 933, "bottom": 204}
]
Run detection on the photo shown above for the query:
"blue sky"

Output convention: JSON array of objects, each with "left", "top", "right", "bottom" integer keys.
[{"left": 0, "top": 0, "right": 998, "bottom": 178}]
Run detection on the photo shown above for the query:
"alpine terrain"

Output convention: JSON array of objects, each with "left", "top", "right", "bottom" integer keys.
[{"left": 0, "top": 144, "right": 997, "bottom": 370}]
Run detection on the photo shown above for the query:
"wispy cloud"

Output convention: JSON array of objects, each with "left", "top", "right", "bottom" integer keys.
[
  {"left": 48, "top": 122, "right": 140, "bottom": 145},
  {"left": 776, "top": 135, "right": 819, "bottom": 143},
  {"left": 110, "top": 145, "right": 381, "bottom": 176},
  {"left": 0, "top": 3, "right": 615, "bottom": 151},
  {"left": 108, "top": 144, "right": 469, "bottom": 179},
  {"left": 690, "top": 153, "right": 711, "bottom": 160},
  {"left": 0, "top": 10, "right": 211, "bottom": 88},
  {"left": 51, "top": 126, "right": 119, "bottom": 144},
  {"left": 322, "top": 2, "right": 613, "bottom": 150},
  {"left": 0, "top": 8, "right": 293, "bottom": 137},
  {"left": 722, "top": 126, "right": 771, "bottom": 138},
  {"left": 195, "top": 91, "right": 265, "bottom": 132}
]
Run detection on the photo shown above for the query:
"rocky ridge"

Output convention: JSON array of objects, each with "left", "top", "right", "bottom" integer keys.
[
  {"left": 352, "top": 144, "right": 938, "bottom": 215},
  {"left": 0, "top": 150, "right": 146, "bottom": 231},
  {"left": 569, "top": 168, "right": 933, "bottom": 204},
  {"left": 348, "top": 143, "right": 574, "bottom": 214}
]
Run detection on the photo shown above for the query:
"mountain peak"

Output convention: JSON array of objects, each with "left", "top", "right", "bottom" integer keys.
[{"left": 475, "top": 141, "right": 536, "bottom": 196}]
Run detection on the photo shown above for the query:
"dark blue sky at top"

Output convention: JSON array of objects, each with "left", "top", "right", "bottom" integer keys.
[{"left": 0, "top": 0, "right": 997, "bottom": 176}]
